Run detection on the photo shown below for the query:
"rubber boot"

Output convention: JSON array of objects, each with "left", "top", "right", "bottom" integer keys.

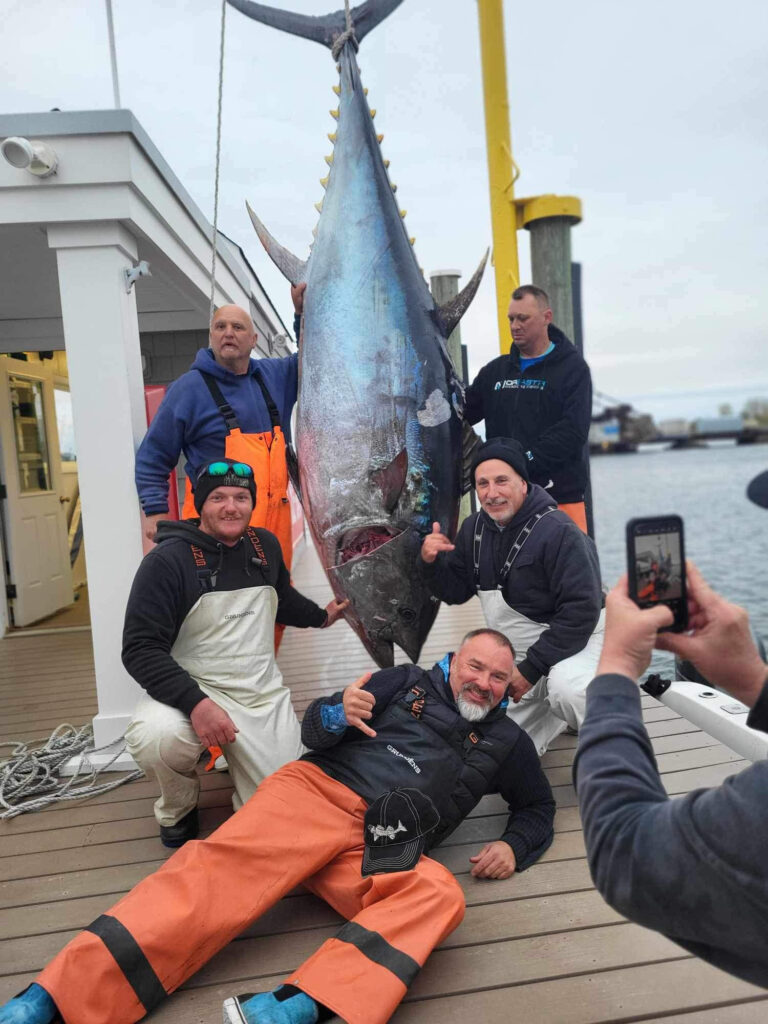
[
  {"left": 223, "top": 986, "right": 319, "bottom": 1024},
  {"left": 0, "top": 984, "right": 57, "bottom": 1024}
]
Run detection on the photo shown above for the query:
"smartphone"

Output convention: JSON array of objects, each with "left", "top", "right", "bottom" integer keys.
[{"left": 626, "top": 515, "right": 688, "bottom": 632}]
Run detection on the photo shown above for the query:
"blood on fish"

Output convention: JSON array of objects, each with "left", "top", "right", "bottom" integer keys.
[{"left": 340, "top": 528, "right": 394, "bottom": 564}]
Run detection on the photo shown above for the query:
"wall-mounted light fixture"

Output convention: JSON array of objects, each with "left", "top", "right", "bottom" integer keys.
[{"left": 0, "top": 137, "right": 59, "bottom": 177}]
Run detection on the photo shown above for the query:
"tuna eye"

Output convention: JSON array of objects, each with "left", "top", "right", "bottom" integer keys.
[{"left": 398, "top": 607, "right": 417, "bottom": 625}]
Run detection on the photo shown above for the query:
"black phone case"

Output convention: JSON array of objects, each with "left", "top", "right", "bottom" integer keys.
[{"left": 626, "top": 515, "right": 688, "bottom": 632}]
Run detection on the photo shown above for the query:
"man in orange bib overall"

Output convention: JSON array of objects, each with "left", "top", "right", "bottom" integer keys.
[{"left": 135, "top": 303, "right": 298, "bottom": 569}]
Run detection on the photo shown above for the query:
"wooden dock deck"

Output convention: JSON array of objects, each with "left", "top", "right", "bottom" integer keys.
[{"left": 1, "top": 543, "right": 766, "bottom": 1022}]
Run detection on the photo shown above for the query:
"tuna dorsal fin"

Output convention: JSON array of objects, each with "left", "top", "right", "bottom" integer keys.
[
  {"left": 434, "top": 249, "right": 490, "bottom": 339},
  {"left": 370, "top": 448, "right": 408, "bottom": 513},
  {"left": 246, "top": 201, "right": 308, "bottom": 287},
  {"left": 461, "top": 420, "right": 483, "bottom": 496},
  {"left": 226, "top": 0, "right": 403, "bottom": 50}
]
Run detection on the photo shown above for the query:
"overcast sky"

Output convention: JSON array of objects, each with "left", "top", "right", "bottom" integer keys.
[{"left": 3, "top": 0, "right": 768, "bottom": 422}]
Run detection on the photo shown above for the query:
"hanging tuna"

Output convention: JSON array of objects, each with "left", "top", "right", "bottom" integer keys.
[{"left": 228, "top": 0, "right": 486, "bottom": 667}]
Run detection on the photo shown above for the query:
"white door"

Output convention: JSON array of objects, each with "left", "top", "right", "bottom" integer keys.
[{"left": 0, "top": 357, "right": 73, "bottom": 626}]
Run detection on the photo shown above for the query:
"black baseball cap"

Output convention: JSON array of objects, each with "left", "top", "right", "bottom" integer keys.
[
  {"left": 362, "top": 788, "right": 440, "bottom": 877},
  {"left": 747, "top": 470, "right": 768, "bottom": 510}
]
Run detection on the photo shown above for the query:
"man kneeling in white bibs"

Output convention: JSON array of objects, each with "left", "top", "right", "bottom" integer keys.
[
  {"left": 421, "top": 437, "right": 604, "bottom": 754},
  {"left": 123, "top": 458, "right": 347, "bottom": 846}
]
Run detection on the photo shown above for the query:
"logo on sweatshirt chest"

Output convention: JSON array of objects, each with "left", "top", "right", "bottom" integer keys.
[{"left": 494, "top": 378, "right": 547, "bottom": 391}]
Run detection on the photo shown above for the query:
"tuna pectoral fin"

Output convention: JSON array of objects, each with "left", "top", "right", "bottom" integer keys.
[
  {"left": 370, "top": 448, "right": 408, "bottom": 514},
  {"left": 246, "top": 202, "right": 307, "bottom": 286},
  {"left": 434, "top": 248, "right": 490, "bottom": 339},
  {"left": 461, "top": 420, "right": 482, "bottom": 496},
  {"left": 227, "top": 0, "right": 403, "bottom": 50}
]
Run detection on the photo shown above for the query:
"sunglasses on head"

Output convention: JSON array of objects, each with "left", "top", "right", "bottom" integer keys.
[{"left": 204, "top": 461, "right": 253, "bottom": 478}]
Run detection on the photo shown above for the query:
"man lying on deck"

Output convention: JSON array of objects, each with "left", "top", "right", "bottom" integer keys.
[
  {"left": 0, "top": 629, "right": 554, "bottom": 1024},
  {"left": 575, "top": 563, "right": 768, "bottom": 988}
]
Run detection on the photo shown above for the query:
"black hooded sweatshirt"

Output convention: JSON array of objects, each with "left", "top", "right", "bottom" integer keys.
[
  {"left": 121, "top": 520, "right": 326, "bottom": 716},
  {"left": 422, "top": 484, "right": 602, "bottom": 683},
  {"left": 464, "top": 325, "right": 592, "bottom": 503}
]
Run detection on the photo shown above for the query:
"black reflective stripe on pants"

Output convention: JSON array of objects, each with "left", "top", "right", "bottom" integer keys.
[
  {"left": 334, "top": 921, "right": 420, "bottom": 987},
  {"left": 85, "top": 914, "right": 167, "bottom": 1013}
]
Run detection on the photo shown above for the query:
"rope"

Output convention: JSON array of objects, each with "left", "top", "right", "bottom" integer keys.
[
  {"left": 0, "top": 725, "right": 143, "bottom": 820},
  {"left": 331, "top": 0, "right": 358, "bottom": 60},
  {"left": 209, "top": 0, "right": 228, "bottom": 321}
]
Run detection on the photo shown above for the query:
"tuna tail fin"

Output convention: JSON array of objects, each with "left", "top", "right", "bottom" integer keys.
[
  {"left": 434, "top": 249, "right": 490, "bottom": 339},
  {"left": 226, "top": 0, "right": 403, "bottom": 51},
  {"left": 246, "top": 201, "right": 308, "bottom": 286}
]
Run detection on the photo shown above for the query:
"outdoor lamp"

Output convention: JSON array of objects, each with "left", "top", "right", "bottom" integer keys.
[{"left": 0, "top": 136, "right": 58, "bottom": 177}]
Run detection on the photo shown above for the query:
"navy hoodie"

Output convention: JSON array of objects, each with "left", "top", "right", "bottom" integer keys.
[{"left": 465, "top": 325, "right": 591, "bottom": 503}]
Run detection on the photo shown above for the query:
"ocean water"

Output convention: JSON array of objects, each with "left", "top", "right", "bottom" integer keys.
[{"left": 590, "top": 441, "right": 768, "bottom": 674}]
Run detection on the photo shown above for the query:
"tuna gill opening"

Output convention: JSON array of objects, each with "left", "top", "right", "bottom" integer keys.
[{"left": 338, "top": 526, "right": 401, "bottom": 564}]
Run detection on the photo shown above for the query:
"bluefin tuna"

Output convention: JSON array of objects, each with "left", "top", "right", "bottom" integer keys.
[{"left": 227, "top": 0, "right": 486, "bottom": 666}]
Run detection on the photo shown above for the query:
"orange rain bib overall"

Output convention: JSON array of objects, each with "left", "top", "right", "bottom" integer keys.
[{"left": 181, "top": 370, "right": 294, "bottom": 571}]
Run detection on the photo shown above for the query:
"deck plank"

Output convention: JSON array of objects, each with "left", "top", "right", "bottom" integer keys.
[{"left": 0, "top": 543, "right": 759, "bottom": 1020}]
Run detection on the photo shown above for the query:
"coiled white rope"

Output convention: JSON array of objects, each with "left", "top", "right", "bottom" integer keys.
[{"left": 0, "top": 724, "right": 143, "bottom": 820}]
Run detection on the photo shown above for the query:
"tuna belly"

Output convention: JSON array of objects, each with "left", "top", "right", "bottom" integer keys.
[{"left": 328, "top": 528, "right": 439, "bottom": 668}]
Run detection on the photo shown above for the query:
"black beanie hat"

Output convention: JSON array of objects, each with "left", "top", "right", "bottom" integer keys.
[
  {"left": 193, "top": 459, "right": 257, "bottom": 514},
  {"left": 471, "top": 437, "right": 530, "bottom": 484}
]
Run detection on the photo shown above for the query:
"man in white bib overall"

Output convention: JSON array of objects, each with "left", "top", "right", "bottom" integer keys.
[
  {"left": 421, "top": 437, "right": 604, "bottom": 754},
  {"left": 123, "top": 459, "right": 347, "bottom": 846}
]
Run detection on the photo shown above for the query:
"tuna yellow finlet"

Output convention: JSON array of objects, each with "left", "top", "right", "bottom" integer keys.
[
  {"left": 399, "top": 209, "right": 407, "bottom": 218},
  {"left": 327, "top": 132, "right": 337, "bottom": 144},
  {"left": 369, "top": 108, "right": 376, "bottom": 118},
  {"left": 384, "top": 159, "right": 390, "bottom": 168},
  {"left": 314, "top": 200, "right": 323, "bottom": 213},
  {"left": 330, "top": 109, "right": 339, "bottom": 120},
  {"left": 320, "top": 176, "right": 329, "bottom": 188},
  {"left": 325, "top": 154, "right": 334, "bottom": 166},
  {"left": 377, "top": 134, "right": 384, "bottom": 143},
  {"left": 332, "top": 85, "right": 340, "bottom": 96}
]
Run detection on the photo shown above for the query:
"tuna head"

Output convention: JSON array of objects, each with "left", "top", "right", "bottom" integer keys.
[{"left": 328, "top": 528, "right": 439, "bottom": 666}]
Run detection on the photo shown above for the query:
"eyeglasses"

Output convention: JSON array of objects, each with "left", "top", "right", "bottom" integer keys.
[{"left": 205, "top": 461, "right": 253, "bottom": 478}]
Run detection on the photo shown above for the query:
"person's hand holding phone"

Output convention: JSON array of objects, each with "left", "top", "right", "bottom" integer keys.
[
  {"left": 597, "top": 575, "right": 673, "bottom": 680},
  {"left": 656, "top": 562, "right": 768, "bottom": 708}
]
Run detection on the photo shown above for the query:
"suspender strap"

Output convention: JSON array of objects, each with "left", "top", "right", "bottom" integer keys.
[
  {"left": 246, "top": 526, "right": 269, "bottom": 569},
  {"left": 190, "top": 544, "right": 216, "bottom": 592},
  {"left": 197, "top": 368, "right": 282, "bottom": 431},
  {"left": 473, "top": 507, "right": 559, "bottom": 587},
  {"left": 85, "top": 914, "right": 167, "bottom": 1013},
  {"left": 253, "top": 369, "right": 282, "bottom": 430},
  {"left": 198, "top": 371, "right": 239, "bottom": 432}
]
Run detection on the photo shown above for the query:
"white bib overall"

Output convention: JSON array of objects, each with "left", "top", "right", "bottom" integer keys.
[{"left": 126, "top": 584, "right": 304, "bottom": 825}]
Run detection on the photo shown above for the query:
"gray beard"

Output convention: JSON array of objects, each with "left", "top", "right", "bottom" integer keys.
[{"left": 457, "top": 694, "right": 491, "bottom": 722}]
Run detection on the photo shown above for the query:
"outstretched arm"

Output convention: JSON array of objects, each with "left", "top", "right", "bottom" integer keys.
[{"left": 574, "top": 573, "right": 768, "bottom": 986}]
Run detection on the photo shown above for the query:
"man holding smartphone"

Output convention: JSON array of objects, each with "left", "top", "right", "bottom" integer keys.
[{"left": 575, "top": 562, "right": 768, "bottom": 987}]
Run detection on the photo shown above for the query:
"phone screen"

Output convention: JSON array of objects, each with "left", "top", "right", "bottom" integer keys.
[{"left": 626, "top": 516, "right": 687, "bottom": 632}]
